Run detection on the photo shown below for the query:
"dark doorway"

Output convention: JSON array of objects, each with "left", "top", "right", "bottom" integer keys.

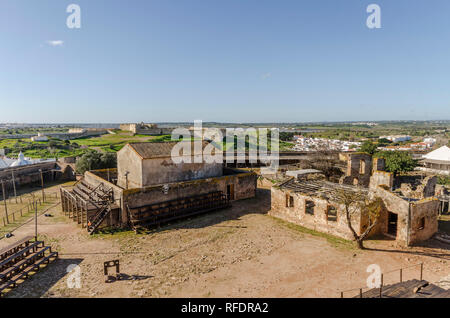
[
  {"left": 227, "top": 184, "right": 234, "bottom": 200},
  {"left": 388, "top": 212, "right": 398, "bottom": 237}
]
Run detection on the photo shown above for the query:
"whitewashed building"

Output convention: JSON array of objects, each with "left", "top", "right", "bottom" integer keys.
[{"left": 420, "top": 146, "right": 450, "bottom": 175}]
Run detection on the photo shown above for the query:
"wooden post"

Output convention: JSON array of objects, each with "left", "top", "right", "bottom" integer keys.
[
  {"left": 379, "top": 274, "right": 383, "bottom": 298},
  {"left": 11, "top": 170, "right": 17, "bottom": 204},
  {"left": 420, "top": 263, "right": 423, "bottom": 280},
  {"left": 85, "top": 201, "right": 88, "bottom": 228},
  {"left": 400, "top": 268, "right": 403, "bottom": 283},
  {"left": 39, "top": 169, "right": 45, "bottom": 202},
  {"left": 359, "top": 288, "right": 363, "bottom": 298},
  {"left": 60, "top": 189, "right": 64, "bottom": 213},
  {"left": 1, "top": 180, "right": 9, "bottom": 224},
  {"left": 34, "top": 202, "right": 38, "bottom": 241}
]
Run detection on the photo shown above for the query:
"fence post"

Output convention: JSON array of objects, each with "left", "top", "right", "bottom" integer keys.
[
  {"left": 379, "top": 274, "right": 383, "bottom": 298},
  {"left": 420, "top": 263, "right": 423, "bottom": 280},
  {"left": 400, "top": 268, "right": 403, "bottom": 283}
]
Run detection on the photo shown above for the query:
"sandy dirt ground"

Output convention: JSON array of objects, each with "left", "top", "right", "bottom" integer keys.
[{"left": 1, "top": 185, "right": 449, "bottom": 298}]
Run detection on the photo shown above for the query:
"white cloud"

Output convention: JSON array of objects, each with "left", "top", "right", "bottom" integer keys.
[
  {"left": 46, "top": 40, "right": 64, "bottom": 47},
  {"left": 261, "top": 72, "right": 271, "bottom": 80}
]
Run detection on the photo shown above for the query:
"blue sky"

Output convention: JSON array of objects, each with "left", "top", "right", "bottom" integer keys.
[{"left": 1, "top": 0, "right": 450, "bottom": 123}]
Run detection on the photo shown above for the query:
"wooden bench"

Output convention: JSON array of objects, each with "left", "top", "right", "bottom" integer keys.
[
  {"left": 0, "top": 247, "right": 58, "bottom": 297},
  {"left": 0, "top": 241, "right": 44, "bottom": 272},
  {"left": 0, "top": 246, "right": 51, "bottom": 283},
  {"left": 0, "top": 236, "right": 34, "bottom": 262}
]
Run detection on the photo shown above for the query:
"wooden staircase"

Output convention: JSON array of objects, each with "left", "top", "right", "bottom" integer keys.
[{"left": 61, "top": 179, "right": 115, "bottom": 234}]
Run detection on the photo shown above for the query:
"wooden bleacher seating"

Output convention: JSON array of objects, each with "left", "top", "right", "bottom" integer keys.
[{"left": 0, "top": 236, "right": 58, "bottom": 297}]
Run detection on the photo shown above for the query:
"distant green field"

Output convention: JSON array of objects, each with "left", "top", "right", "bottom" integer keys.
[
  {"left": 0, "top": 131, "right": 161, "bottom": 159},
  {"left": 0, "top": 129, "right": 294, "bottom": 159}
]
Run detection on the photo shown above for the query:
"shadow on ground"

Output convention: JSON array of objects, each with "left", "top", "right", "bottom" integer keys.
[
  {"left": 366, "top": 239, "right": 450, "bottom": 261},
  {"left": 5, "top": 258, "right": 83, "bottom": 298}
]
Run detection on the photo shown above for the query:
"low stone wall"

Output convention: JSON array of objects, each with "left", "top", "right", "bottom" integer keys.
[
  {"left": 0, "top": 130, "right": 106, "bottom": 141},
  {"left": 0, "top": 162, "right": 58, "bottom": 193}
]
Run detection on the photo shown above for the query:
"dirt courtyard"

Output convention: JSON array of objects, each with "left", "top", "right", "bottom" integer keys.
[{"left": 1, "top": 185, "right": 449, "bottom": 298}]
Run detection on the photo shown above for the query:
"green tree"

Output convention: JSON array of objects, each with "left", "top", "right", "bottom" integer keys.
[
  {"left": 359, "top": 141, "right": 378, "bottom": 155},
  {"left": 75, "top": 150, "right": 117, "bottom": 174},
  {"left": 376, "top": 151, "right": 416, "bottom": 177}
]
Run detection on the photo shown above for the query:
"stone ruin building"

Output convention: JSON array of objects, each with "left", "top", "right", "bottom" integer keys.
[
  {"left": 270, "top": 152, "right": 441, "bottom": 246},
  {"left": 60, "top": 141, "right": 257, "bottom": 234},
  {"left": 119, "top": 123, "right": 173, "bottom": 135}
]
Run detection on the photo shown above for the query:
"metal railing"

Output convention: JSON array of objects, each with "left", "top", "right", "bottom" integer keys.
[{"left": 339, "top": 263, "right": 424, "bottom": 298}]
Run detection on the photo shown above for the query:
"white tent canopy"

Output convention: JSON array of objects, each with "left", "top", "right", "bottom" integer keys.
[{"left": 423, "top": 146, "right": 450, "bottom": 162}]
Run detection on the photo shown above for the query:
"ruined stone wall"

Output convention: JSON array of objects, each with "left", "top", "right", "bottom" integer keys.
[
  {"left": 269, "top": 186, "right": 362, "bottom": 241},
  {"left": 341, "top": 153, "right": 373, "bottom": 187},
  {"left": 369, "top": 171, "right": 394, "bottom": 190},
  {"left": 373, "top": 157, "right": 386, "bottom": 172},
  {"left": 409, "top": 198, "right": 439, "bottom": 245},
  {"left": 396, "top": 176, "right": 437, "bottom": 200},
  {"left": 372, "top": 186, "right": 410, "bottom": 245}
]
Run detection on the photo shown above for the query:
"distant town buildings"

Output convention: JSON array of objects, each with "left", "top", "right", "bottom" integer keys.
[
  {"left": 378, "top": 137, "right": 436, "bottom": 152},
  {"left": 379, "top": 135, "right": 411, "bottom": 143},
  {"left": 351, "top": 122, "right": 378, "bottom": 126},
  {"left": 292, "top": 136, "right": 361, "bottom": 152}
]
